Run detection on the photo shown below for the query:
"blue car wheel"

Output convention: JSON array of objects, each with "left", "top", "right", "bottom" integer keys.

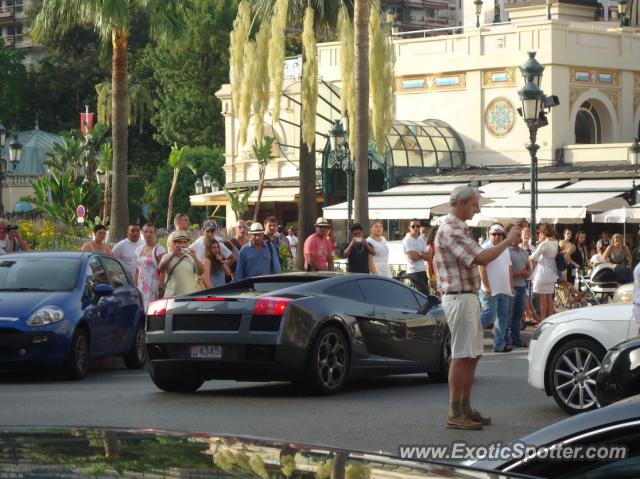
[{"left": 64, "top": 328, "right": 89, "bottom": 380}]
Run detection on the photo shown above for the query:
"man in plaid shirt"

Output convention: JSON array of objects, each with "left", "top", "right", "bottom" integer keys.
[{"left": 435, "top": 185, "right": 520, "bottom": 430}]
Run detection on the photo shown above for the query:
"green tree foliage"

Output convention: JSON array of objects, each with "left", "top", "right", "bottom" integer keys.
[
  {"left": 21, "top": 137, "right": 103, "bottom": 224},
  {"left": 142, "top": 0, "right": 238, "bottom": 147},
  {"left": 150, "top": 146, "right": 225, "bottom": 227},
  {"left": 0, "top": 39, "right": 28, "bottom": 129},
  {"left": 224, "top": 188, "right": 252, "bottom": 222}
]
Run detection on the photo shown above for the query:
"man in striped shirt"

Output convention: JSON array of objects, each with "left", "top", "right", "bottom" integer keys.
[{"left": 435, "top": 185, "right": 520, "bottom": 430}]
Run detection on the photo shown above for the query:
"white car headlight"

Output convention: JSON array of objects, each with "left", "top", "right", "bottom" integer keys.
[
  {"left": 531, "top": 321, "right": 554, "bottom": 340},
  {"left": 26, "top": 306, "right": 65, "bottom": 326}
]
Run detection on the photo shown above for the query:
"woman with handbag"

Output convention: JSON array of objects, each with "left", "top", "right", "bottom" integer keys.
[
  {"left": 134, "top": 223, "right": 166, "bottom": 310},
  {"left": 159, "top": 231, "right": 203, "bottom": 298},
  {"left": 203, "top": 238, "right": 232, "bottom": 289}
]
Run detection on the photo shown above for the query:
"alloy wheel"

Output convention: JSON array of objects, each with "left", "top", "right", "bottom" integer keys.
[
  {"left": 74, "top": 333, "right": 89, "bottom": 375},
  {"left": 316, "top": 332, "right": 347, "bottom": 390},
  {"left": 553, "top": 346, "right": 601, "bottom": 411},
  {"left": 135, "top": 327, "right": 146, "bottom": 363}
]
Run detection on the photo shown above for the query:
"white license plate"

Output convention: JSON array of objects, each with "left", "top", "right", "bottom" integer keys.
[{"left": 190, "top": 345, "right": 222, "bottom": 359}]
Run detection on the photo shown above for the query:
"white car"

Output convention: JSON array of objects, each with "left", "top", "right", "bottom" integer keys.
[{"left": 528, "top": 302, "right": 637, "bottom": 415}]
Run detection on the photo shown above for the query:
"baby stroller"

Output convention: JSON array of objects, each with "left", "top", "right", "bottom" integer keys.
[{"left": 575, "top": 263, "right": 619, "bottom": 304}]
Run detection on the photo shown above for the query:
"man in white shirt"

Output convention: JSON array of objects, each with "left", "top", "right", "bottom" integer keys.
[
  {"left": 479, "top": 223, "right": 514, "bottom": 352},
  {"left": 402, "top": 219, "right": 431, "bottom": 295},
  {"left": 190, "top": 220, "right": 234, "bottom": 264},
  {"left": 112, "top": 223, "right": 143, "bottom": 277}
]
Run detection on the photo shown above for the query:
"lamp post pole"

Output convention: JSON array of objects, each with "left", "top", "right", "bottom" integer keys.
[
  {"left": 518, "top": 51, "right": 547, "bottom": 246},
  {"left": 328, "top": 119, "right": 354, "bottom": 234}
]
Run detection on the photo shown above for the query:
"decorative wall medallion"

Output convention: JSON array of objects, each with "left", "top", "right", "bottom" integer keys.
[
  {"left": 484, "top": 97, "right": 516, "bottom": 138},
  {"left": 570, "top": 67, "right": 620, "bottom": 87},
  {"left": 482, "top": 68, "right": 516, "bottom": 88}
]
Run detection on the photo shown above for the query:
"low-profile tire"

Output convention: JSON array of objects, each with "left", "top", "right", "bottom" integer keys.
[
  {"left": 123, "top": 321, "right": 147, "bottom": 369},
  {"left": 547, "top": 338, "right": 605, "bottom": 415},
  {"left": 429, "top": 331, "right": 451, "bottom": 383},
  {"left": 64, "top": 328, "right": 90, "bottom": 380},
  {"left": 149, "top": 366, "right": 203, "bottom": 393},
  {"left": 305, "top": 326, "right": 350, "bottom": 395}
]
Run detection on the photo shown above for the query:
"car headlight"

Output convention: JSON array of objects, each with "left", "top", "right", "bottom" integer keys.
[
  {"left": 531, "top": 321, "right": 554, "bottom": 340},
  {"left": 26, "top": 306, "right": 65, "bottom": 326},
  {"left": 600, "top": 349, "right": 621, "bottom": 373}
]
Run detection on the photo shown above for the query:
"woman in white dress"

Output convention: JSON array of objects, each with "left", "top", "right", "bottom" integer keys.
[
  {"left": 367, "top": 220, "right": 392, "bottom": 277},
  {"left": 530, "top": 223, "right": 559, "bottom": 322}
]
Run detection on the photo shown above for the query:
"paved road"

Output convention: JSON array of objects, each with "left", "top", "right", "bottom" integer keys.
[{"left": 0, "top": 350, "right": 567, "bottom": 455}]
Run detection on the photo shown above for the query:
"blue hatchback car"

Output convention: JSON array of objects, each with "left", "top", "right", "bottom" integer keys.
[{"left": 0, "top": 251, "right": 146, "bottom": 379}]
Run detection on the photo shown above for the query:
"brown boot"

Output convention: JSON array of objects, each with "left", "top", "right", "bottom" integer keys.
[
  {"left": 467, "top": 409, "right": 492, "bottom": 425},
  {"left": 445, "top": 415, "right": 483, "bottom": 430}
]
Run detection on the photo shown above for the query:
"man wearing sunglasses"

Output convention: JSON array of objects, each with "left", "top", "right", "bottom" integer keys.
[
  {"left": 479, "top": 223, "right": 515, "bottom": 353},
  {"left": 304, "top": 217, "right": 334, "bottom": 272},
  {"left": 403, "top": 219, "right": 431, "bottom": 295}
]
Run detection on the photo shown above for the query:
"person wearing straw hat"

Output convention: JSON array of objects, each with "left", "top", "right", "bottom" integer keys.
[
  {"left": 235, "top": 223, "right": 281, "bottom": 281},
  {"left": 304, "top": 218, "right": 335, "bottom": 272}
]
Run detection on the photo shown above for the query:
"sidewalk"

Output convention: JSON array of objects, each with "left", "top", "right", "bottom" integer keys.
[{"left": 483, "top": 325, "right": 535, "bottom": 353}]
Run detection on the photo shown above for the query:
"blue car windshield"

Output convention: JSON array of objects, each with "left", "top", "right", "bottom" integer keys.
[{"left": 0, "top": 258, "right": 82, "bottom": 292}]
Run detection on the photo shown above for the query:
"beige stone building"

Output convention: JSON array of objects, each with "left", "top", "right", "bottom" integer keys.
[{"left": 199, "top": 0, "right": 640, "bottom": 238}]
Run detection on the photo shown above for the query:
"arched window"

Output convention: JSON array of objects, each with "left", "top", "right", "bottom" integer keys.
[{"left": 575, "top": 101, "right": 601, "bottom": 144}]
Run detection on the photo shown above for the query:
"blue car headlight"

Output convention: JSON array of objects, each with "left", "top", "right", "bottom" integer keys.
[{"left": 26, "top": 306, "right": 65, "bottom": 326}]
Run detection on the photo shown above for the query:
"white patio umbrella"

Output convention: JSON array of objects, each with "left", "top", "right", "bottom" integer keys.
[{"left": 591, "top": 207, "right": 640, "bottom": 238}]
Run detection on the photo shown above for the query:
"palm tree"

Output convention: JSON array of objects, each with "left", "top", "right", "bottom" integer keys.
[
  {"left": 251, "top": 136, "right": 277, "bottom": 222},
  {"left": 166, "top": 145, "right": 196, "bottom": 230},
  {"left": 251, "top": 0, "right": 344, "bottom": 269},
  {"left": 353, "top": 0, "right": 370, "bottom": 229},
  {"left": 31, "top": 0, "right": 191, "bottom": 242}
]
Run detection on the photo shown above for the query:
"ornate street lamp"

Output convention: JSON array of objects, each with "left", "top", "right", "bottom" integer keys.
[
  {"left": 211, "top": 178, "right": 220, "bottom": 192},
  {"left": 96, "top": 168, "right": 103, "bottom": 185},
  {"left": 618, "top": 0, "right": 628, "bottom": 26},
  {"left": 8, "top": 135, "right": 22, "bottom": 170},
  {"left": 474, "top": 0, "right": 483, "bottom": 28},
  {"left": 328, "top": 118, "right": 355, "bottom": 232},
  {"left": 194, "top": 178, "right": 204, "bottom": 195},
  {"left": 518, "top": 52, "right": 545, "bottom": 246},
  {"left": 546, "top": 0, "right": 553, "bottom": 20},
  {"left": 0, "top": 133, "right": 22, "bottom": 216},
  {"left": 520, "top": 51, "right": 545, "bottom": 87},
  {"left": 202, "top": 172, "right": 212, "bottom": 190}
]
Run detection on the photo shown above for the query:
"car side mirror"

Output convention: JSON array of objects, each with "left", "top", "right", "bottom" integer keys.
[
  {"left": 419, "top": 295, "right": 441, "bottom": 314},
  {"left": 94, "top": 283, "right": 114, "bottom": 298}
]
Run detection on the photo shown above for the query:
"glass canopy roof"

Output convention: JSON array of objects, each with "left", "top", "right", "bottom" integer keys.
[{"left": 385, "top": 119, "right": 465, "bottom": 169}]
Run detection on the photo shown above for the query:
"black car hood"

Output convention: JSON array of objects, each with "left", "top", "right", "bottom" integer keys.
[{"left": 0, "top": 427, "right": 526, "bottom": 478}]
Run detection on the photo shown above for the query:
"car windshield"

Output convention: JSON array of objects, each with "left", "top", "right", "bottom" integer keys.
[{"left": 0, "top": 257, "right": 81, "bottom": 292}]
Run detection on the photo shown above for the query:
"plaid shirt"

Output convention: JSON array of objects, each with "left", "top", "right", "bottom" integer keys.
[{"left": 434, "top": 214, "right": 483, "bottom": 293}]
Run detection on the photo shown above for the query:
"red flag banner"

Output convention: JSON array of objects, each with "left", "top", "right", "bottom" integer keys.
[{"left": 80, "top": 113, "right": 95, "bottom": 137}]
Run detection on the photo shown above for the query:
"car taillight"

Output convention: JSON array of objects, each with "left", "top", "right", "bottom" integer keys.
[
  {"left": 147, "top": 299, "right": 169, "bottom": 316},
  {"left": 252, "top": 297, "right": 291, "bottom": 316}
]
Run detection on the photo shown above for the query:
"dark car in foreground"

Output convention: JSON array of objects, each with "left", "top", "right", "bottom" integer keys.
[
  {"left": 469, "top": 396, "right": 640, "bottom": 478},
  {"left": 0, "top": 427, "right": 526, "bottom": 479},
  {"left": 146, "top": 273, "right": 450, "bottom": 394},
  {"left": 0, "top": 251, "right": 147, "bottom": 378},
  {"left": 596, "top": 336, "right": 640, "bottom": 406}
]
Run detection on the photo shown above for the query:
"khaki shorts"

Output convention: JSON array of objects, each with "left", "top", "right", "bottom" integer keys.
[{"left": 442, "top": 293, "right": 483, "bottom": 359}]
